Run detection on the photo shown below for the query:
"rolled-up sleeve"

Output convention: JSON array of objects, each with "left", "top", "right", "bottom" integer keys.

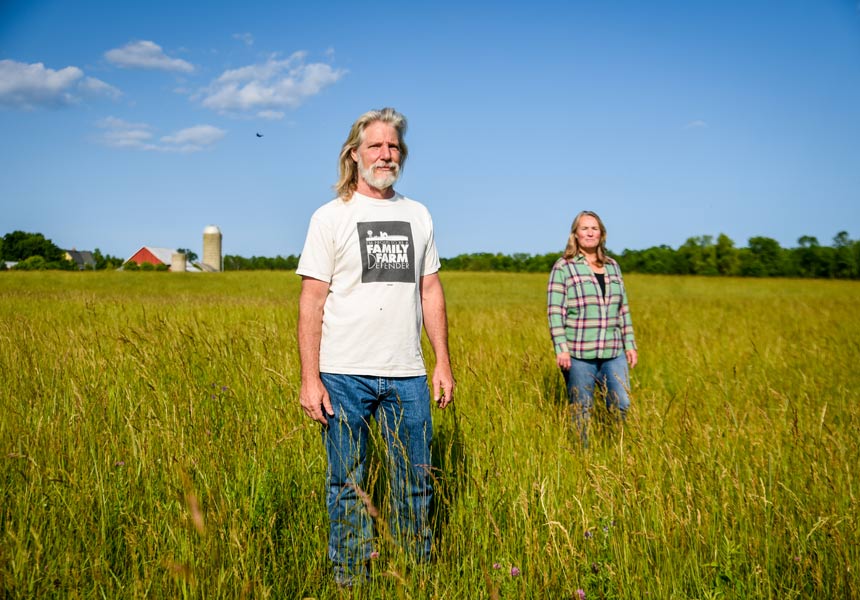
[{"left": 547, "top": 262, "right": 569, "bottom": 355}]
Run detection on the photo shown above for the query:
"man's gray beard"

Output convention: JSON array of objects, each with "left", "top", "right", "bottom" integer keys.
[{"left": 358, "top": 156, "right": 399, "bottom": 191}]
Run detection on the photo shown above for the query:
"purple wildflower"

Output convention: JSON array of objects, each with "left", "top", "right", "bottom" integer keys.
[
  {"left": 370, "top": 551, "right": 379, "bottom": 560},
  {"left": 510, "top": 566, "right": 520, "bottom": 577},
  {"left": 493, "top": 562, "right": 501, "bottom": 570},
  {"left": 114, "top": 461, "right": 125, "bottom": 467},
  {"left": 584, "top": 530, "right": 593, "bottom": 540},
  {"left": 575, "top": 589, "right": 586, "bottom": 600},
  {"left": 221, "top": 386, "right": 228, "bottom": 391}
]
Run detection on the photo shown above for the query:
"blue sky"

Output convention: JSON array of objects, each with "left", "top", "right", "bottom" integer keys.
[{"left": 1, "top": 0, "right": 859, "bottom": 260}]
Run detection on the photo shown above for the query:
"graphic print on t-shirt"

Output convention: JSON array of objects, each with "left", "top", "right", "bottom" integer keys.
[{"left": 357, "top": 221, "right": 415, "bottom": 283}]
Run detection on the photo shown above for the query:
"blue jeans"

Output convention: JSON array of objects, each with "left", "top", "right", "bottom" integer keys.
[
  {"left": 563, "top": 354, "right": 630, "bottom": 445},
  {"left": 320, "top": 373, "right": 433, "bottom": 584}
]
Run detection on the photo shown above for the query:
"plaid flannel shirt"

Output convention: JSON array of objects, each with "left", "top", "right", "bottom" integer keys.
[{"left": 547, "top": 255, "right": 636, "bottom": 359}]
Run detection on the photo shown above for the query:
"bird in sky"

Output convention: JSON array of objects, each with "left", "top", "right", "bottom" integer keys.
[{"left": 256, "top": 132, "right": 263, "bottom": 137}]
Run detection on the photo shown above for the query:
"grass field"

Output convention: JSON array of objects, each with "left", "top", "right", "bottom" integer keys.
[{"left": 1, "top": 271, "right": 858, "bottom": 599}]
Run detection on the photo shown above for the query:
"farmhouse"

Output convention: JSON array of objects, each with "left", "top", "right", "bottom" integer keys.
[{"left": 64, "top": 249, "right": 96, "bottom": 270}]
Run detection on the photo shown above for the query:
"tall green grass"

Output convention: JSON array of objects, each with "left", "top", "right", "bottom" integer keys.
[{"left": 0, "top": 271, "right": 857, "bottom": 598}]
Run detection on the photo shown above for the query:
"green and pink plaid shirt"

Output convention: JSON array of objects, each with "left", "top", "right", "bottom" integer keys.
[{"left": 547, "top": 255, "right": 637, "bottom": 359}]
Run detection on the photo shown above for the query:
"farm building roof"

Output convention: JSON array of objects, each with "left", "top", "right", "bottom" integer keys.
[
  {"left": 125, "top": 246, "right": 203, "bottom": 272},
  {"left": 64, "top": 250, "right": 96, "bottom": 270}
]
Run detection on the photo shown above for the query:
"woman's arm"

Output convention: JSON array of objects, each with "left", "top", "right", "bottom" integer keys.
[{"left": 547, "top": 261, "right": 570, "bottom": 360}]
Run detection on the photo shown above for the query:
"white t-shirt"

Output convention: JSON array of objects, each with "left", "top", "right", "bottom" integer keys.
[{"left": 296, "top": 191, "right": 441, "bottom": 377}]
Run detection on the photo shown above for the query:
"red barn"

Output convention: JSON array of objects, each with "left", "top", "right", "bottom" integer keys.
[
  {"left": 124, "top": 246, "right": 202, "bottom": 272},
  {"left": 126, "top": 246, "right": 172, "bottom": 266}
]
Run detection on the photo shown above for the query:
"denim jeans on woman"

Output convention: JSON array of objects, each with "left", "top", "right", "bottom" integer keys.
[
  {"left": 320, "top": 373, "right": 433, "bottom": 585},
  {"left": 563, "top": 353, "right": 630, "bottom": 447}
]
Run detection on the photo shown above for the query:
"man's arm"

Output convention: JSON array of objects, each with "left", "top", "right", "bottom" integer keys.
[
  {"left": 298, "top": 276, "right": 334, "bottom": 424},
  {"left": 420, "top": 272, "right": 455, "bottom": 408}
]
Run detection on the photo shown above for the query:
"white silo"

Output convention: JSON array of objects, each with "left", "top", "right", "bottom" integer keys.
[
  {"left": 202, "top": 225, "right": 222, "bottom": 272},
  {"left": 171, "top": 251, "right": 187, "bottom": 272}
]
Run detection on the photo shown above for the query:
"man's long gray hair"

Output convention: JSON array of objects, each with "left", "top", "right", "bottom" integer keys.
[{"left": 335, "top": 108, "right": 409, "bottom": 200}]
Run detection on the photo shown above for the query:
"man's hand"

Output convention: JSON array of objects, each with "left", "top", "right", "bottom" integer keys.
[
  {"left": 300, "top": 376, "right": 334, "bottom": 425},
  {"left": 297, "top": 276, "right": 331, "bottom": 424},
  {"left": 421, "top": 272, "right": 455, "bottom": 410},
  {"left": 432, "top": 362, "right": 455, "bottom": 409}
]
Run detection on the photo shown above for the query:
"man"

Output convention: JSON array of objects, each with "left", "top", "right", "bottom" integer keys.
[{"left": 296, "top": 107, "right": 454, "bottom": 586}]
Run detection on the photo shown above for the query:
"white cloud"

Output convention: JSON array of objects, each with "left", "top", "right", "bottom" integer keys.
[
  {"left": 105, "top": 40, "right": 194, "bottom": 73},
  {"left": 0, "top": 60, "right": 121, "bottom": 109},
  {"left": 97, "top": 117, "right": 156, "bottom": 150},
  {"left": 199, "top": 51, "right": 346, "bottom": 114},
  {"left": 232, "top": 32, "right": 255, "bottom": 46},
  {"left": 684, "top": 119, "right": 708, "bottom": 129},
  {"left": 161, "top": 125, "right": 226, "bottom": 151},
  {"left": 257, "top": 110, "right": 285, "bottom": 120},
  {"left": 80, "top": 77, "right": 122, "bottom": 100},
  {"left": 97, "top": 118, "right": 225, "bottom": 153}
]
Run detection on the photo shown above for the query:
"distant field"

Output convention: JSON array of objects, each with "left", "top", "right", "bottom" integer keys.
[{"left": 1, "top": 271, "right": 858, "bottom": 598}]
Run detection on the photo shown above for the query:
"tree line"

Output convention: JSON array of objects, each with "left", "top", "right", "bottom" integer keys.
[
  {"left": 0, "top": 231, "right": 123, "bottom": 270},
  {"left": 3, "top": 230, "right": 858, "bottom": 279},
  {"left": 615, "top": 232, "right": 858, "bottom": 279},
  {"left": 441, "top": 231, "right": 860, "bottom": 279},
  {"left": 223, "top": 255, "right": 299, "bottom": 270}
]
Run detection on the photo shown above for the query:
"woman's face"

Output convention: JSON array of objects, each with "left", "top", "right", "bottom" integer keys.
[{"left": 575, "top": 215, "right": 602, "bottom": 251}]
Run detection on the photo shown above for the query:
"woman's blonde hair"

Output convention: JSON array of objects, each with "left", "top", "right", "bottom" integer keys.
[
  {"left": 563, "top": 210, "right": 608, "bottom": 265},
  {"left": 334, "top": 108, "right": 409, "bottom": 200}
]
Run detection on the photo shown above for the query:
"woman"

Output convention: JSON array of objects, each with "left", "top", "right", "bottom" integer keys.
[{"left": 547, "top": 211, "right": 637, "bottom": 445}]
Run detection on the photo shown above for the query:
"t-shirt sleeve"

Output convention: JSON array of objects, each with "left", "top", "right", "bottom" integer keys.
[
  {"left": 422, "top": 211, "right": 441, "bottom": 276},
  {"left": 296, "top": 213, "right": 334, "bottom": 282}
]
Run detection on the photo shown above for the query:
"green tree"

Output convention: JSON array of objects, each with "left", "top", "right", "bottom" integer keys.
[
  {"left": 715, "top": 233, "right": 739, "bottom": 275},
  {"left": 618, "top": 245, "right": 680, "bottom": 274},
  {"left": 224, "top": 255, "right": 249, "bottom": 270},
  {"left": 742, "top": 237, "right": 785, "bottom": 277},
  {"left": 177, "top": 248, "right": 199, "bottom": 262},
  {"left": 2, "top": 231, "right": 64, "bottom": 262},
  {"left": 92, "top": 248, "right": 123, "bottom": 270},
  {"left": 794, "top": 235, "right": 826, "bottom": 277},
  {"left": 678, "top": 236, "right": 718, "bottom": 275},
  {"left": 528, "top": 252, "right": 561, "bottom": 273},
  {"left": 831, "top": 231, "right": 856, "bottom": 279},
  {"left": 854, "top": 241, "right": 860, "bottom": 280},
  {"left": 13, "top": 256, "right": 49, "bottom": 270}
]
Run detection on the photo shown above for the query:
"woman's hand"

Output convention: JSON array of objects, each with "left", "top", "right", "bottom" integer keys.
[
  {"left": 556, "top": 352, "right": 571, "bottom": 370},
  {"left": 626, "top": 349, "right": 638, "bottom": 368}
]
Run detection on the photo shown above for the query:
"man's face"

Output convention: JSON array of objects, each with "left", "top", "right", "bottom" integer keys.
[{"left": 352, "top": 121, "right": 402, "bottom": 192}]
